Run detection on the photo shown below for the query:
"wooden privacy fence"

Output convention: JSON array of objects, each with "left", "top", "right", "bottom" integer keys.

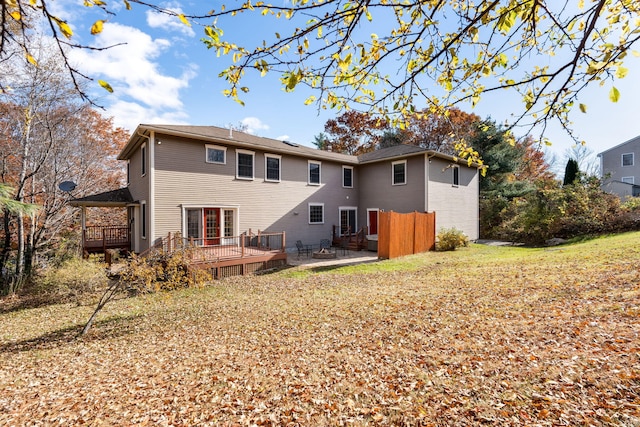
[{"left": 378, "top": 211, "right": 436, "bottom": 259}]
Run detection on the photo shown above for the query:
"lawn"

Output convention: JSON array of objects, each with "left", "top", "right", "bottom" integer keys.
[{"left": 1, "top": 232, "right": 639, "bottom": 426}]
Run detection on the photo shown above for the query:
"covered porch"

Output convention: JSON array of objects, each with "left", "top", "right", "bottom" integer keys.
[{"left": 69, "top": 188, "right": 136, "bottom": 257}]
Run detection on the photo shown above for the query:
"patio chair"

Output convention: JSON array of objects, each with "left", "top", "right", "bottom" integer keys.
[
  {"left": 296, "top": 240, "right": 312, "bottom": 258},
  {"left": 319, "top": 239, "right": 331, "bottom": 251}
]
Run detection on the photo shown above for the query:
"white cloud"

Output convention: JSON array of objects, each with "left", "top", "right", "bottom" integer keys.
[
  {"left": 107, "top": 100, "right": 190, "bottom": 131},
  {"left": 68, "top": 22, "right": 197, "bottom": 131},
  {"left": 241, "top": 117, "right": 270, "bottom": 134},
  {"left": 146, "top": 2, "right": 195, "bottom": 37},
  {"left": 277, "top": 134, "right": 290, "bottom": 141}
]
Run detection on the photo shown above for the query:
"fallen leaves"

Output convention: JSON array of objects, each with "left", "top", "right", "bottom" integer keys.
[{"left": 1, "top": 233, "right": 639, "bottom": 425}]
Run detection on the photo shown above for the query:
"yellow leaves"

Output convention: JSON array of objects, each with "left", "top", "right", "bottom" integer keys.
[
  {"left": 579, "top": 103, "right": 587, "bottom": 113},
  {"left": 615, "top": 66, "right": 629, "bottom": 79},
  {"left": 9, "top": 9, "right": 21, "bottom": 21},
  {"left": 98, "top": 79, "right": 114, "bottom": 93},
  {"left": 52, "top": 17, "right": 73, "bottom": 39},
  {"left": 25, "top": 52, "right": 37, "bottom": 67},
  {"left": 90, "top": 20, "right": 104, "bottom": 35},
  {"left": 178, "top": 14, "right": 191, "bottom": 27},
  {"left": 304, "top": 95, "right": 317, "bottom": 105},
  {"left": 609, "top": 86, "right": 620, "bottom": 103}
]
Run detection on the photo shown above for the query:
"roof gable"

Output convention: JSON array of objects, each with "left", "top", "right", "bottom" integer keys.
[
  {"left": 119, "top": 124, "right": 482, "bottom": 168},
  {"left": 598, "top": 134, "right": 640, "bottom": 156}
]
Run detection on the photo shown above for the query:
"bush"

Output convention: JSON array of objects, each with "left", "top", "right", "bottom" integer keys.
[
  {"left": 34, "top": 258, "right": 110, "bottom": 303},
  {"left": 437, "top": 227, "right": 469, "bottom": 251},
  {"left": 120, "top": 249, "right": 212, "bottom": 294}
]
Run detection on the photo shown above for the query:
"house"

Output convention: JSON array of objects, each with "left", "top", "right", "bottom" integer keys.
[
  {"left": 71, "top": 124, "right": 480, "bottom": 259},
  {"left": 598, "top": 135, "right": 640, "bottom": 198}
]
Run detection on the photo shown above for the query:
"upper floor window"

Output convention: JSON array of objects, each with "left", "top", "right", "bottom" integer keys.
[
  {"left": 343, "top": 166, "right": 353, "bottom": 188},
  {"left": 309, "top": 160, "right": 321, "bottom": 185},
  {"left": 452, "top": 165, "right": 460, "bottom": 187},
  {"left": 392, "top": 160, "right": 406, "bottom": 185},
  {"left": 206, "top": 144, "right": 226, "bottom": 164},
  {"left": 141, "top": 143, "right": 147, "bottom": 177},
  {"left": 236, "top": 149, "right": 255, "bottom": 180},
  {"left": 622, "top": 153, "right": 634, "bottom": 167},
  {"left": 265, "top": 154, "right": 281, "bottom": 182}
]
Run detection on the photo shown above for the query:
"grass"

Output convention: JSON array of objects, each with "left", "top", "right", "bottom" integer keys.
[{"left": 1, "top": 231, "right": 639, "bottom": 426}]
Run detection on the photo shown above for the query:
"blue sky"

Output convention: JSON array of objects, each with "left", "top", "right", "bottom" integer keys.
[{"left": 55, "top": 0, "right": 640, "bottom": 164}]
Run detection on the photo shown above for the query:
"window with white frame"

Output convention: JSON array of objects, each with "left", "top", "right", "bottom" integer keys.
[
  {"left": 343, "top": 166, "right": 353, "bottom": 188},
  {"left": 309, "top": 203, "right": 324, "bottom": 224},
  {"left": 265, "top": 154, "right": 281, "bottom": 182},
  {"left": 236, "top": 149, "right": 255, "bottom": 180},
  {"left": 141, "top": 201, "right": 147, "bottom": 239},
  {"left": 452, "top": 165, "right": 460, "bottom": 187},
  {"left": 622, "top": 176, "right": 635, "bottom": 184},
  {"left": 622, "top": 153, "right": 634, "bottom": 167},
  {"left": 206, "top": 144, "right": 226, "bottom": 164},
  {"left": 141, "top": 143, "right": 147, "bottom": 177},
  {"left": 309, "top": 160, "right": 321, "bottom": 185},
  {"left": 392, "top": 160, "right": 406, "bottom": 185}
]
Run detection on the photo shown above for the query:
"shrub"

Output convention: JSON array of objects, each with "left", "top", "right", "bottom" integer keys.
[
  {"left": 119, "top": 249, "right": 212, "bottom": 294},
  {"left": 34, "top": 257, "right": 109, "bottom": 303},
  {"left": 437, "top": 227, "right": 469, "bottom": 251},
  {"left": 622, "top": 196, "right": 640, "bottom": 212}
]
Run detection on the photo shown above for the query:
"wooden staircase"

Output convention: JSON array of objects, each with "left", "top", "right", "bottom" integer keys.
[{"left": 332, "top": 225, "right": 368, "bottom": 251}]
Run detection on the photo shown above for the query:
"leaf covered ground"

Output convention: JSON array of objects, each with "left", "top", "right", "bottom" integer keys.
[{"left": 1, "top": 233, "right": 639, "bottom": 426}]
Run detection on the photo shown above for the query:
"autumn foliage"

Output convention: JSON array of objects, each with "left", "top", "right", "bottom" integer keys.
[{"left": 1, "top": 232, "right": 638, "bottom": 425}]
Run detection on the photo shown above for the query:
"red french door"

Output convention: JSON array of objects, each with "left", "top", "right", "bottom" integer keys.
[{"left": 204, "top": 208, "right": 221, "bottom": 245}]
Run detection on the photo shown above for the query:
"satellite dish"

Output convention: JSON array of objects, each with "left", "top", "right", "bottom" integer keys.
[{"left": 58, "top": 181, "right": 77, "bottom": 192}]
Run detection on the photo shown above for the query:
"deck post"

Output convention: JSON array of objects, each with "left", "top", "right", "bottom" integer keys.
[
  {"left": 167, "top": 232, "right": 172, "bottom": 254},
  {"left": 282, "top": 231, "right": 286, "bottom": 253},
  {"left": 258, "top": 229, "right": 261, "bottom": 249},
  {"left": 241, "top": 234, "right": 245, "bottom": 258}
]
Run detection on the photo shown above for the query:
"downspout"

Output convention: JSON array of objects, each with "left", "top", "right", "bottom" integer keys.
[
  {"left": 149, "top": 131, "right": 156, "bottom": 244},
  {"left": 425, "top": 153, "right": 436, "bottom": 213}
]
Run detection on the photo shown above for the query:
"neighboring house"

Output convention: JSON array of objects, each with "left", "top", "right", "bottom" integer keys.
[
  {"left": 72, "top": 124, "right": 480, "bottom": 255},
  {"left": 598, "top": 135, "right": 640, "bottom": 198}
]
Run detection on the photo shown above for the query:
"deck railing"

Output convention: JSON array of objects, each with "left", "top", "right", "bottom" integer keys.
[
  {"left": 83, "top": 225, "right": 130, "bottom": 251},
  {"left": 141, "top": 230, "right": 286, "bottom": 264}
]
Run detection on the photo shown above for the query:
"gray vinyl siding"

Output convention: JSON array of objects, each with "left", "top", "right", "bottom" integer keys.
[
  {"left": 358, "top": 155, "right": 426, "bottom": 228},
  {"left": 127, "top": 141, "right": 151, "bottom": 251},
  {"left": 426, "top": 157, "right": 479, "bottom": 240},
  {"left": 152, "top": 134, "right": 354, "bottom": 249},
  {"left": 599, "top": 136, "right": 640, "bottom": 198}
]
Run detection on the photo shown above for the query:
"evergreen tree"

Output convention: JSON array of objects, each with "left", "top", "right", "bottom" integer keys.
[{"left": 563, "top": 159, "right": 580, "bottom": 186}]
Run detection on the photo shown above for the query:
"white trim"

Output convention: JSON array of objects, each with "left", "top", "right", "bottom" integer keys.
[
  {"left": 308, "top": 160, "right": 322, "bottom": 185},
  {"left": 622, "top": 152, "right": 634, "bottom": 167},
  {"left": 236, "top": 149, "right": 255, "bottom": 180},
  {"left": 140, "top": 200, "right": 147, "bottom": 240},
  {"left": 342, "top": 165, "right": 354, "bottom": 188},
  {"left": 148, "top": 131, "right": 155, "bottom": 242},
  {"left": 308, "top": 202, "right": 324, "bottom": 224},
  {"left": 140, "top": 142, "right": 147, "bottom": 177},
  {"left": 366, "top": 208, "right": 379, "bottom": 235},
  {"left": 181, "top": 206, "right": 240, "bottom": 246},
  {"left": 339, "top": 206, "right": 358, "bottom": 235},
  {"left": 264, "top": 153, "right": 282, "bottom": 182},
  {"left": 392, "top": 159, "right": 407, "bottom": 185},
  {"left": 621, "top": 176, "right": 635, "bottom": 184},
  {"left": 205, "top": 144, "right": 227, "bottom": 164},
  {"left": 452, "top": 165, "right": 460, "bottom": 187}
]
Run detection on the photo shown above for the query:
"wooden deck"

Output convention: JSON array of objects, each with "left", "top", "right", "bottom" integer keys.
[
  {"left": 148, "top": 231, "right": 288, "bottom": 279},
  {"left": 82, "top": 226, "right": 130, "bottom": 255}
]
